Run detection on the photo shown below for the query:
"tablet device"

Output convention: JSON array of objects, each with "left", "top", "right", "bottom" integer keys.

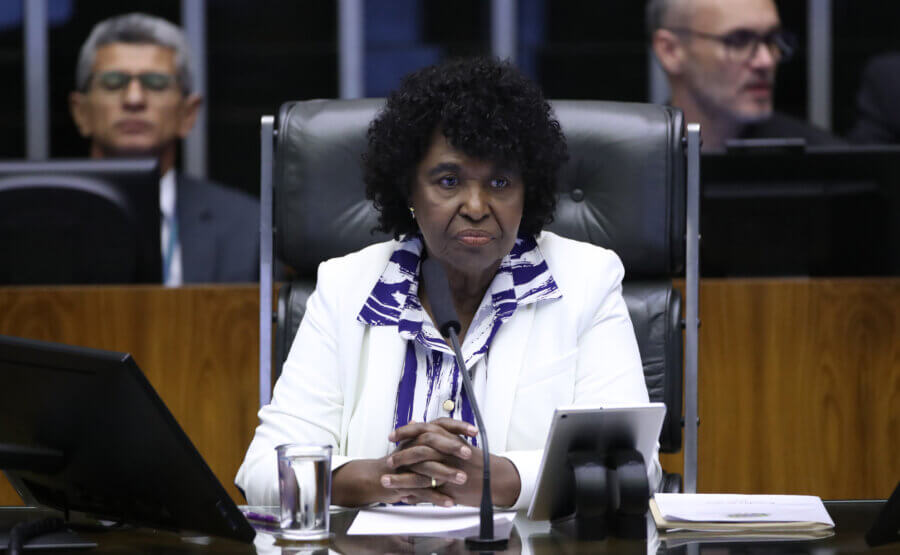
[{"left": 527, "top": 403, "right": 666, "bottom": 521}]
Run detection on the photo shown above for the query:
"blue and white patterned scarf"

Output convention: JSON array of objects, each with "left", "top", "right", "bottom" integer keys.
[{"left": 357, "top": 234, "right": 562, "bottom": 442}]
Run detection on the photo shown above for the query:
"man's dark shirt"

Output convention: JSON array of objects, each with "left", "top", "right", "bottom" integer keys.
[
  {"left": 848, "top": 53, "right": 900, "bottom": 144},
  {"left": 741, "top": 111, "right": 845, "bottom": 146},
  {"left": 662, "top": 100, "right": 844, "bottom": 147}
]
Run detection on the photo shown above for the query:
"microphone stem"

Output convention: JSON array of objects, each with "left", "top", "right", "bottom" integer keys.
[{"left": 447, "top": 329, "right": 495, "bottom": 541}]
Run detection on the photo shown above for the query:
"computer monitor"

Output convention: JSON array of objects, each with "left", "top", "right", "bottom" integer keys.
[
  {"left": 867, "top": 479, "right": 900, "bottom": 547},
  {"left": 0, "top": 334, "right": 255, "bottom": 543},
  {"left": 701, "top": 145, "right": 900, "bottom": 277},
  {"left": 0, "top": 158, "right": 162, "bottom": 285}
]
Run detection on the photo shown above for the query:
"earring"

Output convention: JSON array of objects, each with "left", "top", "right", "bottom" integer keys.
[{"left": 409, "top": 206, "right": 415, "bottom": 220}]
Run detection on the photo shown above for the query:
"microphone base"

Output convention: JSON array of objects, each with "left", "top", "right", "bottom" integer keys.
[{"left": 464, "top": 535, "right": 509, "bottom": 551}]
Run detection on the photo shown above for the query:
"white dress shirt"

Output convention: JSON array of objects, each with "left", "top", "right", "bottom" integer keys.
[{"left": 159, "top": 169, "right": 182, "bottom": 286}]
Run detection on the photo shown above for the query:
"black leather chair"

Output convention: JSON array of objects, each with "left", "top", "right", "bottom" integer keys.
[{"left": 261, "top": 99, "right": 693, "bottom": 492}]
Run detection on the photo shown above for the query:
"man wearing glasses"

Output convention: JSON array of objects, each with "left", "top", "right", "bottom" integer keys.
[
  {"left": 69, "top": 13, "right": 259, "bottom": 284},
  {"left": 647, "top": 0, "right": 841, "bottom": 150}
]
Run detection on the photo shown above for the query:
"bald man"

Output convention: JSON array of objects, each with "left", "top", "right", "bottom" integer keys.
[{"left": 647, "top": 0, "right": 841, "bottom": 149}]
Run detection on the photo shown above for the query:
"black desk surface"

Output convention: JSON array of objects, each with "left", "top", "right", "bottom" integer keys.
[{"left": 1, "top": 501, "right": 894, "bottom": 554}]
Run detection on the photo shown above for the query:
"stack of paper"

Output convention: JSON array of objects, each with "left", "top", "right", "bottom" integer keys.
[
  {"left": 347, "top": 505, "right": 516, "bottom": 539},
  {"left": 651, "top": 494, "right": 835, "bottom": 544}
]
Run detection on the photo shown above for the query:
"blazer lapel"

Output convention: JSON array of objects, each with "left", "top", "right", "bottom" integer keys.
[
  {"left": 176, "top": 175, "right": 216, "bottom": 283},
  {"left": 484, "top": 304, "right": 535, "bottom": 451},
  {"left": 348, "top": 325, "right": 407, "bottom": 457}
]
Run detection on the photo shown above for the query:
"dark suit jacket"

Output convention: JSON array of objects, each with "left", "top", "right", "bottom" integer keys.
[
  {"left": 741, "top": 111, "right": 845, "bottom": 145},
  {"left": 848, "top": 53, "right": 900, "bottom": 144},
  {"left": 176, "top": 174, "right": 259, "bottom": 283}
]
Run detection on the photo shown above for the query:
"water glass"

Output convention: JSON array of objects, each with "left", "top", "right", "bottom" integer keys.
[{"left": 277, "top": 444, "right": 332, "bottom": 540}]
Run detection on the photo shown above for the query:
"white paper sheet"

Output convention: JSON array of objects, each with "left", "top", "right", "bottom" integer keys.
[
  {"left": 653, "top": 494, "right": 835, "bottom": 526},
  {"left": 347, "top": 505, "right": 516, "bottom": 538}
]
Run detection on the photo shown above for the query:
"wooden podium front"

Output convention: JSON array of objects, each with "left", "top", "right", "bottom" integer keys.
[{"left": 1, "top": 280, "right": 898, "bottom": 506}]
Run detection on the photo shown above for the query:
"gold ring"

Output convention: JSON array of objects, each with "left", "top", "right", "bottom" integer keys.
[{"left": 431, "top": 477, "right": 437, "bottom": 489}]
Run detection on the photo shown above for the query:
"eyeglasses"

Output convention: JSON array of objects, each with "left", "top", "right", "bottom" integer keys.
[
  {"left": 665, "top": 27, "right": 797, "bottom": 63},
  {"left": 90, "top": 71, "right": 178, "bottom": 93}
]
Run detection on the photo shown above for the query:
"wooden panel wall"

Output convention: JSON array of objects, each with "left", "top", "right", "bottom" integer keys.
[
  {"left": 1, "top": 279, "right": 898, "bottom": 507},
  {"left": 0, "top": 285, "right": 260, "bottom": 506},
  {"left": 695, "top": 278, "right": 900, "bottom": 499}
]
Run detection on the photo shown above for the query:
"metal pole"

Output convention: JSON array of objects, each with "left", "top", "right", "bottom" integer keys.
[
  {"left": 259, "top": 115, "right": 275, "bottom": 407},
  {"left": 338, "top": 0, "right": 364, "bottom": 98},
  {"left": 491, "top": 0, "right": 518, "bottom": 62},
  {"left": 684, "top": 123, "right": 701, "bottom": 493},
  {"left": 807, "top": 0, "right": 832, "bottom": 130},
  {"left": 24, "top": 0, "right": 49, "bottom": 160},
  {"left": 182, "top": 0, "right": 208, "bottom": 177},
  {"left": 647, "top": 47, "right": 670, "bottom": 104}
]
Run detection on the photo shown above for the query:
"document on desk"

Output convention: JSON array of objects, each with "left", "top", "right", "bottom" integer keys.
[
  {"left": 651, "top": 494, "right": 835, "bottom": 532},
  {"left": 347, "top": 505, "right": 516, "bottom": 538}
]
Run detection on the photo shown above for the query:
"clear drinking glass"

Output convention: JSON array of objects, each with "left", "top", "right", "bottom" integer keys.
[{"left": 276, "top": 444, "right": 332, "bottom": 541}]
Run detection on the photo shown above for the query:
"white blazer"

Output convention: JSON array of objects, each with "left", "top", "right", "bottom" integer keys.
[{"left": 235, "top": 231, "right": 659, "bottom": 510}]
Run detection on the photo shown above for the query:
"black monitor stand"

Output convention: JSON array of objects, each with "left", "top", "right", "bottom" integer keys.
[
  {"left": 0, "top": 515, "right": 96, "bottom": 553},
  {"left": 1, "top": 444, "right": 96, "bottom": 551}
]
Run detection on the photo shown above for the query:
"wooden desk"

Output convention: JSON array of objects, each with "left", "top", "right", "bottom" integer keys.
[{"left": 1, "top": 279, "right": 898, "bottom": 506}]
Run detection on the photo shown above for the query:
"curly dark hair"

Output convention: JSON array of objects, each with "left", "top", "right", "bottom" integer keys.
[{"left": 364, "top": 57, "right": 568, "bottom": 239}]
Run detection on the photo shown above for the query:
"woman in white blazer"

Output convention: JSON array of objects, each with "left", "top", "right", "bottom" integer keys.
[{"left": 236, "top": 57, "right": 659, "bottom": 511}]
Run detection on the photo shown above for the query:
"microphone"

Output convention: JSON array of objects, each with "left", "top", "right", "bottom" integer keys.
[{"left": 421, "top": 257, "right": 508, "bottom": 551}]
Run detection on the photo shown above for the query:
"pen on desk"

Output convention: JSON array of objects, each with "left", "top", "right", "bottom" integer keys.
[{"left": 242, "top": 511, "right": 279, "bottom": 524}]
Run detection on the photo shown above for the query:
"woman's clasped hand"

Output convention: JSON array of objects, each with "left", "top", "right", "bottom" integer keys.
[{"left": 332, "top": 418, "right": 520, "bottom": 508}]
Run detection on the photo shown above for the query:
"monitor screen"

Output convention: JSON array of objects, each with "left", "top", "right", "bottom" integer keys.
[
  {"left": 701, "top": 145, "right": 900, "bottom": 277},
  {"left": 0, "top": 158, "right": 161, "bottom": 285},
  {"left": 0, "top": 334, "right": 255, "bottom": 543}
]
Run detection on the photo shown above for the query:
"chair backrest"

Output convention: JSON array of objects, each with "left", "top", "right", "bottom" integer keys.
[{"left": 271, "top": 99, "right": 685, "bottom": 453}]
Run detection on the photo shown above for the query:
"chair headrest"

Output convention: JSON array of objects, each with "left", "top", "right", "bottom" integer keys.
[
  {"left": 548, "top": 101, "right": 685, "bottom": 276},
  {"left": 274, "top": 99, "right": 685, "bottom": 278}
]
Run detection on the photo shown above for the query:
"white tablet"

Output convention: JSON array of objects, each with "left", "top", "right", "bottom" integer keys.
[{"left": 526, "top": 402, "right": 666, "bottom": 521}]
